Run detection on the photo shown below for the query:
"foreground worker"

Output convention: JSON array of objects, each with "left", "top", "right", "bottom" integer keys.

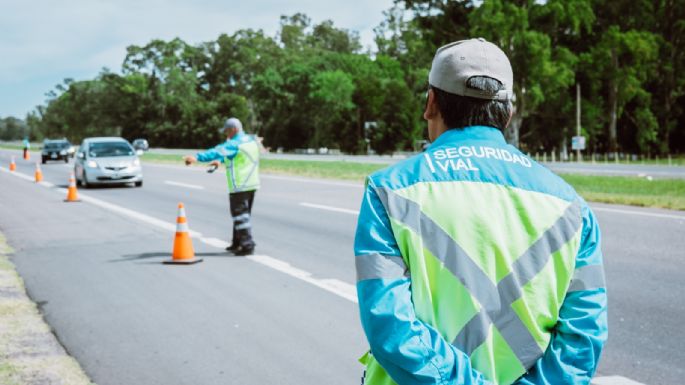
[
  {"left": 354, "top": 38, "right": 607, "bottom": 385},
  {"left": 183, "top": 118, "right": 260, "bottom": 256}
]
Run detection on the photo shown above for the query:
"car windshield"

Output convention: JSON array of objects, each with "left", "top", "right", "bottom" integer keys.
[
  {"left": 89, "top": 142, "right": 134, "bottom": 158},
  {"left": 45, "top": 142, "right": 68, "bottom": 150}
]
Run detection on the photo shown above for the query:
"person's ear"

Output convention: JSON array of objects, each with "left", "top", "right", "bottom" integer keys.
[
  {"left": 505, "top": 106, "right": 513, "bottom": 128},
  {"left": 423, "top": 89, "right": 439, "bottom": 120}
]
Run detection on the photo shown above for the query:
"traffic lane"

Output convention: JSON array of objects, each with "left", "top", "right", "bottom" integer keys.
[
  {"left": 0, "top": 169, "right": 367, "bottom": 385},
  {"left": 44, "top": 162, "right": 364, "bottom": 282},
  {"left": 593, "top": 207, "right": 685, "bottom": 385},
  {"left": 11, "top": 158, "right": 363, "bottom": 283}
]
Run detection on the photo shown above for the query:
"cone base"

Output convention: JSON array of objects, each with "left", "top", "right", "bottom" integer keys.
[
  {"left": 163, "top": 258, "right": 203, "bottom": 265},
  {"left": 64, "top": 199, "right": 82, "bottom": 202}
]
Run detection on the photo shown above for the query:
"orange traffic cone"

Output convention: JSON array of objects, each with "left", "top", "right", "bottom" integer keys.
[
  {"left": 34, "top": 163, "right": 43, "bottom": 182},
  {"left": 9, "top": 157, "right": 16, "bottom": 172},
  {"left": 64, "top": 172, "right": 80, "bottom": 202},
  {"left": 164, "top": 203, "right": 202, "bottom": 265}
]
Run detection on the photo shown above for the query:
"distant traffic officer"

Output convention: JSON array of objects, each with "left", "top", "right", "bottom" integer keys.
[
  {"left": 183, "top": 118, "right": 260, "bottom": 256},
  {"left": 354, "top": 38, "right": 607, "bottom": 384}
]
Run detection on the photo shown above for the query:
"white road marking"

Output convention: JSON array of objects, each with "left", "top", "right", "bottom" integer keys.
[
  {"left": 164, "top": 180, "right": 205, "bottom": 190},
  {"left": 592, "top": 376, "right": 646, "bottom": 385},
  {"left": 1, "top": 166, "right": 357, "bottom": 303},
  {"left": 300, "top": 202, "right": 359, "bottom": 215},
  {"left": 247, "top": 254, "right": 357, "bottom": 303},
  {"left": 592, "top": 206, "right": 685, "bottom": 220},
  {"left": 262, "top": 174, "right": 361, "bottom": 188},
  {"left": 200, "top": 237, "right": 230, "bottom": 249},
  {"left": 0, "top": 167, "right": 35, "bottom": 181}
]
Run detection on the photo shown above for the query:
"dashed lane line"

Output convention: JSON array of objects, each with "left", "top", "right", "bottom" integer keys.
[
  {"left": 164, "top": 180, "right": 205, "bottom": 190},
  {"left": 300, "top": 202, "right": 359, "bottom": 215},
  {"left": 592, "top": 206, "right": 685, "bottom": 220}
]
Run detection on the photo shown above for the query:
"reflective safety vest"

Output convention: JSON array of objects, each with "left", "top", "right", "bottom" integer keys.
[
  {"left": 358, "top": 128, "right": 585, "bottom": 385},
  {"left": 224, "top": 136, "right": 260, "bottom": 193}
]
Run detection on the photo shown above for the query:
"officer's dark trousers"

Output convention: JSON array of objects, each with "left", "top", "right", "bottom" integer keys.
[{"left": 229, "top": 190, "right": 256, "bottom": 249}]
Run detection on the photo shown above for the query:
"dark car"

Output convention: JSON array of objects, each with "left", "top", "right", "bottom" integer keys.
[
  {"left": 41, "top": 139, "right": 74, "bottom": 163},
  {"left": 132, "top": 138, "right": 149, "bottom": 152}
]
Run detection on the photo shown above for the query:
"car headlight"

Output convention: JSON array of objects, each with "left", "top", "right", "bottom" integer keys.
[
  {"left": 86, "top": 160, "right": 98, "bottom": 168},
  {"left": 132, "top": 159, "right": 140, "bottom": 167},
  {"left": 60, "top": 150, "right": 67, "bottom": 155}
]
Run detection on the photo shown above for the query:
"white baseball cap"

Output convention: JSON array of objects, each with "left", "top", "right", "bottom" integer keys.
[
  {"left": 222, "top": 117, "right": 243, "bottom": 131},
  {"left": 428, "top": 38, "right": 513, "bottom": 101}
]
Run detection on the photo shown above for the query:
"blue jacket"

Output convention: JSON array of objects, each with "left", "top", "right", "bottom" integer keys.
[
  {"left": 354, "top": 126, "right": 608, "bottom": 385},
  {"left": 196, "top": 131, "right": 250, "bottom": 163}
]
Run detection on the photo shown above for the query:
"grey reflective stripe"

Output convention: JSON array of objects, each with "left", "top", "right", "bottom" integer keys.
[
  {"left": 375, "top": 187, "right": 502, "bottom": 311},
  {"left": 493, "top": 200, "right": 583, "bottom": 368},
  {"left": 455, "top": 200, "right": 582, "bottom": 364},
  {"left": 568, "top": 264, "right": 605, "bottom": 292},
  {"left": 452, "top": 308, "right": 490, "bottom": 355},
  {"left": 233, "top": 213, "right": 250, "bottom": 222},
  {"left": 356, "top": 253, "right": 407, "bottom": 281},
  {"left": 376, "top": 187, "right": 583, "bottom": 369},
  {"left": 235, "top": 222, "right": 251, "bottom": 230},
  {"left": 228, "top": 159, "right": 237, "bottom": 189}
]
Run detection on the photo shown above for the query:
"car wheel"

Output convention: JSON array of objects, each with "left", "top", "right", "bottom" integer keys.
[
  {"left": 41, "top": 157, "right": 46, "bottom": 164},
  {"left": 134, "top": 181, "right": 143, "bottom": 187},
  {"left": 64, "top": 157, "right": 69, "bottom": 163},
  {"left": 82, "top": 171, "right": 90, "bottom": 189}
]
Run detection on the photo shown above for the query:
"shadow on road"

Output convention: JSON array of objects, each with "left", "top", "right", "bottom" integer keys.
[{"left": 111, "top": 251, "right": 240, "bottom": 264}]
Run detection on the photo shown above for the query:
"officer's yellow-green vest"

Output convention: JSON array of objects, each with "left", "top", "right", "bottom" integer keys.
[
  {"left": 362, "top": 181, "right": 582, "bottom": 385},
  {"left": 225, "top": 138, "right": 260, "bottom": 193}
]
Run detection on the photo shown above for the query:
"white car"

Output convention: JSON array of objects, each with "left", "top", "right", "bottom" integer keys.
[{"left": 74, "top": 137, "right": 143, "bottom": 188}]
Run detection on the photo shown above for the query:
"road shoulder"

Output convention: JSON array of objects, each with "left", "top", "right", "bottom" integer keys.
[{"left": 0, "top": 231, "right": 94, "bottom": 385}]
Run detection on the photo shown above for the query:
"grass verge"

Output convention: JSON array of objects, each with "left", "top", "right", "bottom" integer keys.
[
  {"left": 141, "top": 154, "right": 685, "bottom": 211},
  {"left": 0, "top": 233, "right": 95, "bottom": 385},
  {"left": 558, "top": 174, "right": 685, "bottom": 211},
  {"left": 0, "top": 144, "right": 25, "bottom": 151}
]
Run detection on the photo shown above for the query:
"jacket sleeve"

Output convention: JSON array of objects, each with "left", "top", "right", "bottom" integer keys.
[
  {"left": 354, "top": 178, "right": 493, "bottom": 385},
  {"left": 514, "top": 203, "right": 608, "bottom": 385},
  {"left": 196, "top": 141, "right": 238, "bottom": 163}
]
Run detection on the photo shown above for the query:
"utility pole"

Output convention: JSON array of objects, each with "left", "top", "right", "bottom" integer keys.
[{"left": 576, "top": 83, "right": 581, "bottom": 162}]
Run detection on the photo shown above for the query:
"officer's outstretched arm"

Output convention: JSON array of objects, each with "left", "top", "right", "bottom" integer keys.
[
  {"left": 355, "top": 180, "right": 493, "bottom": 385},
  {"left": 514, "top": 204, "right": 608, "bottom": 385},
  {"left": 195, "top": 142, "right": 238, "bottom": 163}
]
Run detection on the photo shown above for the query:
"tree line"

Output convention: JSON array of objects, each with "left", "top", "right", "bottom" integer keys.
[{"left": 5, "top": 0, "right": 685, "bottom": 155}]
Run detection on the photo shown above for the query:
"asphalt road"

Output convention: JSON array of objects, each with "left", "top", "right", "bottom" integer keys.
[{"left": 1, "top": 149, "right": 684, "bottom": 385}]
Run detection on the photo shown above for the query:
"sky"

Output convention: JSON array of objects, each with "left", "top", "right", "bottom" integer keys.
[{"left": 0, "top": 0, "right": 395, "bottom": 119}]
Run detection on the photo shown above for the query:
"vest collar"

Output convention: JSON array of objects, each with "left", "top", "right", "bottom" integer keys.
[{"left": 429, "top": 126, "right": 506, "bottom": 149}]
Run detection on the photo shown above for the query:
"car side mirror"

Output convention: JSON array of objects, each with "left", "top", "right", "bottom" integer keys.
[{"left": 77, "top": 152, "right": 85, "bottom": 159}]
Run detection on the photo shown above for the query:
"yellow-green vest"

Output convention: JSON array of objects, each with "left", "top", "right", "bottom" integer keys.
[
  {"left": 363, "top": 181, "right": 583, "bottom": 385},
  {"left": 225, "top": 139, "right": 260, "bottom": 193}
]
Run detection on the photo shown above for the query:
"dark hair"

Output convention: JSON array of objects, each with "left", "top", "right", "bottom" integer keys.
[{"left": 430, "top": 76, "right": 512, "bottom": 130}]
